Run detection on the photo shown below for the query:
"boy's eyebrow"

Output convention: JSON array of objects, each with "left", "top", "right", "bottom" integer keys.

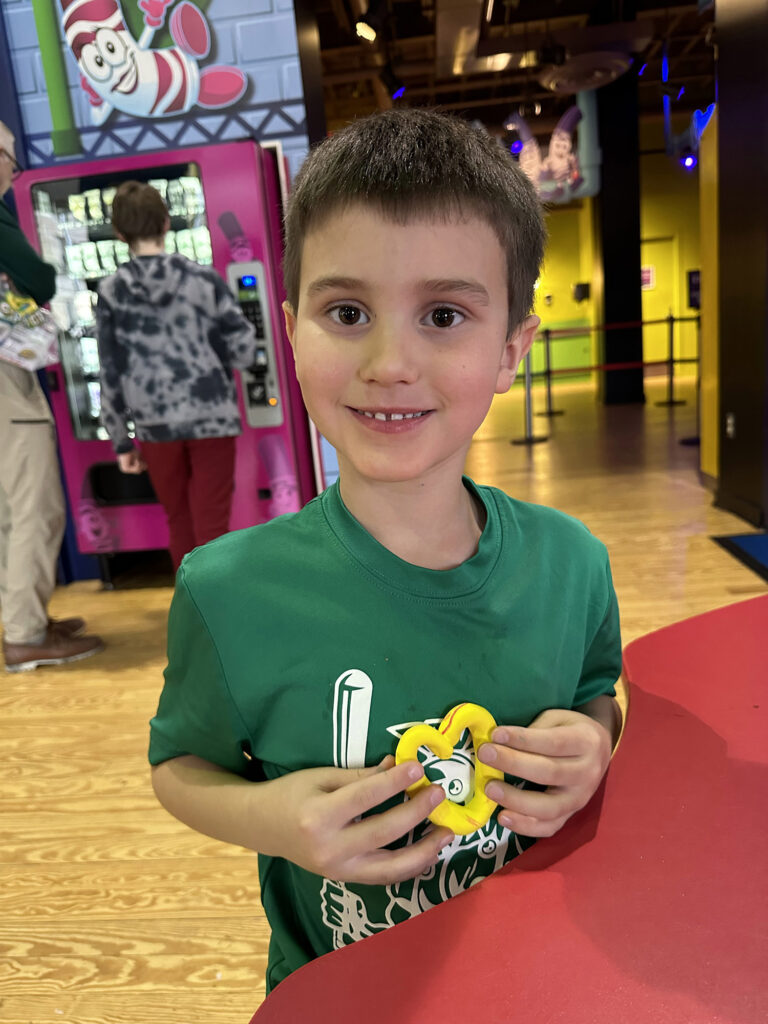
[
  {"left": 305, "top": 276, "right": 366, "bottom": 296},
  {"left": 421, "top": 279, "right": 491, "bottom": 304},
  {"left": 305, "top": 276, "right": 491, "bottom": 304}
]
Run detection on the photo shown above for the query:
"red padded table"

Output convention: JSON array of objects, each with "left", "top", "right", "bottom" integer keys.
[{"left": 251, "top": 595, "right": 768, "bottom": 1023}]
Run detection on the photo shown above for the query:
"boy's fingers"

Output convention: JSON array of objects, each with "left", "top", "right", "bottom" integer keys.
[
  {"left": 355, "top": 827, "right": 454, "bottom": 886},
  {"left": 486, "top": 779, "right": 573, "bottom": 822},
  {"left": 322, "top": 760, "right": 427, "bottom": 825},
  {"left": 478, "top": 744, "right": 577, "bottom": 787},
  {"left": 492, "top": 718, "right": 602, "bottom": 758},
  {"left": 343, "top": 783, "right": 447, "bottom": 858}
]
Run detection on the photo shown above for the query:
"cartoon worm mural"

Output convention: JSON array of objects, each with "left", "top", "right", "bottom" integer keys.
[{"left": 60, "top": 0, "right": 248, "bottom": 126}]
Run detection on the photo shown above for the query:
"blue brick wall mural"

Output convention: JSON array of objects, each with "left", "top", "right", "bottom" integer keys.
[{"left": 0, "top": 0, "right": 309, "bottom": 176}]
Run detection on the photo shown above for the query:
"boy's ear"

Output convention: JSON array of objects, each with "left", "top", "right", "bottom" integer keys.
[
  {"left": 282, "top": 301, "right": 297, "bottom": 355},
  {"left": 496, "top": 315, "right": 540, "bottom": 394}
]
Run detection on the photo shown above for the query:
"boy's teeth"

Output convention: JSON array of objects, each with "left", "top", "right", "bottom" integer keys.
[{"left": 361, "top": 410, "right": 426, "bottom": 421}]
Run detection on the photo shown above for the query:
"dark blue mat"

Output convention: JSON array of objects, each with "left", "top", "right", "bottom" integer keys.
[{"left": 713, "top": 533, "right": 768, "bottom": 583}]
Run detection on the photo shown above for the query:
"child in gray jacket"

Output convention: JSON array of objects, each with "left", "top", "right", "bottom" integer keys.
[{"left": 96, "top": 181, "right": 257, "bottom": 568}]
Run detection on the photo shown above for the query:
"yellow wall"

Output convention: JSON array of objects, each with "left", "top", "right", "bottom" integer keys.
[
  {"left": 698, "top": 111, "right": 719, "bottom": 481},
  {"left": 536, "top": 120, "right": 702, "bottom": 385},
  {"left": 639, "top": 118, "right": 701, "bottom": 367},
  {"left": 535, "top": 201, "right": 596, "bottom": 378}
]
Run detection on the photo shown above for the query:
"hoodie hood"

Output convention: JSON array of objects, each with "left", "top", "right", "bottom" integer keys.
[{"left": 116, "top": 252, "right": 189, "bottom": 304}]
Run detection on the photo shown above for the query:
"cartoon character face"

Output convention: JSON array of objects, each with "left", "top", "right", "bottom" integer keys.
[
  {"left": 548, "top": 129, "right": 573, "bottom": 161},
  {"left": 80, "top": 28, "right": 136, "bottom": 97},
  {"left": 78, "top": 26, "right": 173, "bottom": 115},
  {"left": 420, "top": 730, "right": 474, "bottom": 804}
]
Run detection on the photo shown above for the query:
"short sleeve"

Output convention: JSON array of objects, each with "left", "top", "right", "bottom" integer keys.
[
  {"left": 573, "top": 555, "right": 622, "bottom": 707},
  {"left": 148, "top": 564, "right": 254, "bottom": 775}
]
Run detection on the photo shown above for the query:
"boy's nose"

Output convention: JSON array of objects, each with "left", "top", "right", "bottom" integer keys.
[{"left": 358, "top": 321, "right": 419, "bottom": 385}]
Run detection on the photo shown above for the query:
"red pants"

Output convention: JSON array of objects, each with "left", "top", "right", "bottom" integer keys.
[{"left": 140, "top": 436, "right": 237, "bottom": 570}]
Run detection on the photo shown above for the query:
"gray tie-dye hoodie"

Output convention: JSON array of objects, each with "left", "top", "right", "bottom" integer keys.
[{"left": 96, "top": 252, "right": 258, "bottom": 453}]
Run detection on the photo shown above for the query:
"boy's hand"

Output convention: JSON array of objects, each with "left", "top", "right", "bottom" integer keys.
[
  {"left": 263, "top": 757, "right": 454, "bottom": 885},
  {"left": 477, "top": 705, "right": 615, "bottom": 838},
  {"left": 118, "top": 450, "right": 146, "bottom": 474}
]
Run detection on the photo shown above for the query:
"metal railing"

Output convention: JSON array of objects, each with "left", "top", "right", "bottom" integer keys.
[{"left": 512, "top": 313, "right": 701, "bottom": 445}]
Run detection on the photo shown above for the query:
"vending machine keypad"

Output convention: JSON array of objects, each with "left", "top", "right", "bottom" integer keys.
[{"left": 226, "top": 261, "right": 283, "bottom": 428}]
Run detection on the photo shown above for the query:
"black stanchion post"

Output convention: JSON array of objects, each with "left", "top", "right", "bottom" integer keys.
[
  {"left": 512, "top": 352, "right": 548, "bottom": 446},
  {"left": 680, "top": 314, "right": 701, "bottom": 447},
  {"left": 655, "top": 311, "right": 686, "bottom": 407},
  {"left": 536, "top": 328, "right": 564, "bottom": 418}
]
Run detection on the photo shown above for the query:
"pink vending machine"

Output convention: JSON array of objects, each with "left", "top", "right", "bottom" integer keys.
[{"left": 14, "top": 141, "right": 318, "bottom": 571}]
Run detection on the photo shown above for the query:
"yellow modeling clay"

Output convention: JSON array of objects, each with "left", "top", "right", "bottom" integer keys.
[{"left": 395, "top": 702, "right": 503, "bottom": 835}]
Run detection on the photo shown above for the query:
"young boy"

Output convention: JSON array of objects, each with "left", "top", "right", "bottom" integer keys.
[
  {"left": 149, "top": 109, "right": 622, "bottom": 991},
  {"left": 96, "top": 181, "right": 258, "bottom": 568}
]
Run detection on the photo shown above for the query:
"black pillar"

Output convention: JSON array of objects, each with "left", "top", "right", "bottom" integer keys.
[
  {"left": 294, "top": 0, "right": 327, "bottom": 146},
  {"left": 595, "top": 72, "right": 645, "bottom": 404},
  {"left": 715, "top": 0, "right": 768, "bottom": 526}
]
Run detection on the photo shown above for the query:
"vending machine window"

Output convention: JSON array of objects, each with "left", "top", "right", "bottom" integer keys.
[{"left": 30, "top": 163, "right": 213, "bottom": 441}]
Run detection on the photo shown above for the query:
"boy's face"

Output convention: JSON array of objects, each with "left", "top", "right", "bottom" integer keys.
[{"left": 284, "top": 205, "right": 538, "bottom": 491}]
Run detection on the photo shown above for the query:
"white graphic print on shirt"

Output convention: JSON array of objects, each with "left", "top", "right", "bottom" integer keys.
[{"left": 320, "top": 669, "right": 527, "bottom": 949}]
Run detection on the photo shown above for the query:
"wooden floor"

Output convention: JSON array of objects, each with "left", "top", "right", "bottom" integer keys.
[{"left": 2, "top": 378, "right": 765, "bottom": 1024}]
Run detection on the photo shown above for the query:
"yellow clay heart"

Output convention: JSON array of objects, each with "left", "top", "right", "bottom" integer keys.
[{"left": 395, "top": 702, "right": 503, "bottom": 836}]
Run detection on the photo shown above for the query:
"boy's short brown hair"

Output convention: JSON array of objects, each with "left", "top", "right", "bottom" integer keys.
[
  {"left": 283, "top": 108, "right": 547, "bottom": 333},
  {"left": 111, "top": 181, "right": 168, "bottom": 246}
]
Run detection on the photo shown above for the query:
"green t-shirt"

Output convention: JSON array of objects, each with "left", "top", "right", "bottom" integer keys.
[{"left": 149, "top": 478, "right": 621, "bottom": 990}]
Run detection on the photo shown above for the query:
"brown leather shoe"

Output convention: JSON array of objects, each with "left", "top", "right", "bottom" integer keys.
[
  {"left": 48, "top": 616, "right": 86, "bottom": 636},
  {"left": 3, "top": 625, "right": 104, "bottom": 673}
]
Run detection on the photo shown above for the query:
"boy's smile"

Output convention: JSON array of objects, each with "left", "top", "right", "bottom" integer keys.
[{"left": 284, "top": 205, "right": 537, "bottom": 495}]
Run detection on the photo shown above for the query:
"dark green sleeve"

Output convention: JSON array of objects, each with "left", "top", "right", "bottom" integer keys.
[
  {"left": 148, "top": 563, "right": 256, "bottom": 776},
  {"left": 573, "top": 555, "right": 622, "bottom": 706},
  {"left": 0, "top": 200, "right": 57, "bottom": 305}
]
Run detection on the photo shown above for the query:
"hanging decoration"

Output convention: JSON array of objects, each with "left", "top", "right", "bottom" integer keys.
[{"left": 506, "top": 105, "right": 584, "bottom": 202}]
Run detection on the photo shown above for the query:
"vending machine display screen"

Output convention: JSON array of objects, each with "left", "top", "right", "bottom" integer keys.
[{"left": 30, "top": 163, "right": 214, "bottom": 441}]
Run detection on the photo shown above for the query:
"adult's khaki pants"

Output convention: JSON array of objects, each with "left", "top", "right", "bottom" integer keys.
[{"left": 0, "top": 364, "right": 66, "bottom": 644}]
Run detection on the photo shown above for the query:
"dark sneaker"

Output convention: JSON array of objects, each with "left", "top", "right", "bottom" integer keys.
[
  {"left": 3, "top": 626, "right": 104, "bottom": 673},
  {"left": 48, "top": 616, "right": 86, "bottom": 636}
]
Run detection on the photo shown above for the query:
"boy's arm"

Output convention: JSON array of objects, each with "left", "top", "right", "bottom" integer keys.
[
  {"left": 151, "top": 753, "right": 453, "bottom": 885},
  {"left": 95, "top": 292, "right": 134, "bottom": 454},
  {"left": 151, "top": 569, "right": 452, "bottom": 885}
]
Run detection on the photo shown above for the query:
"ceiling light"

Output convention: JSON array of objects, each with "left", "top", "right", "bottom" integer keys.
[
  {"left": 355, "top": 17, "right": 377, "bottom": 42},
  {"left": 356, "top": 3, "right": 385, "bottom": 43}
]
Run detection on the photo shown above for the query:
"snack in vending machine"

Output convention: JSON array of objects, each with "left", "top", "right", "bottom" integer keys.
[
  {"left": 180, "top": 176, "right": 204, "bottom": 216},
  {"left": 80, "top": 242, "right": 101, "bottom": 277},
  {"left": 87, "top": 380, "right": 101, "bottom": 417},
  {"left": 84, "top": 189, "right": 104, "bottom": 225},
  {"left": 191, "top": 226, "right": 212, "bottom": 264},
  {"left": 166, "top": 179, "right": 185, "bottom": 216},
  {"left": 148, "top": 179, "right": 168, "bottom": 204},
  {"left": 80, "top": 336, "right": 101, "bottom": 376},
  {"left": 96, "top": 240, "right": 117, "bottom": 274},
  {"left": 114, "top": 240, "right": 131, "bottom": 264},
  {"left": 73, "top": 288, "right": 96, "bottom": 328},
  {"left": 67, "top": 194, "right": 88, "bottom": 225},
  {"left": 65, "top": 245, "right": 86, "bottom": 279},
  {"left": 101, "top": 186, "right": 117, "bottom": 219},
  {"left": 175, "top": 229, "right": 195, "bottom": 261}
]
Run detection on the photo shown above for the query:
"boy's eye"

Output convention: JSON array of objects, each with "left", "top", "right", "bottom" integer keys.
[
  {"left": 428, "top": 307, "right": 464, "bottom": 328},
  {"left": 329, "top": 305, "right": 368, "bottom": 326}
]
